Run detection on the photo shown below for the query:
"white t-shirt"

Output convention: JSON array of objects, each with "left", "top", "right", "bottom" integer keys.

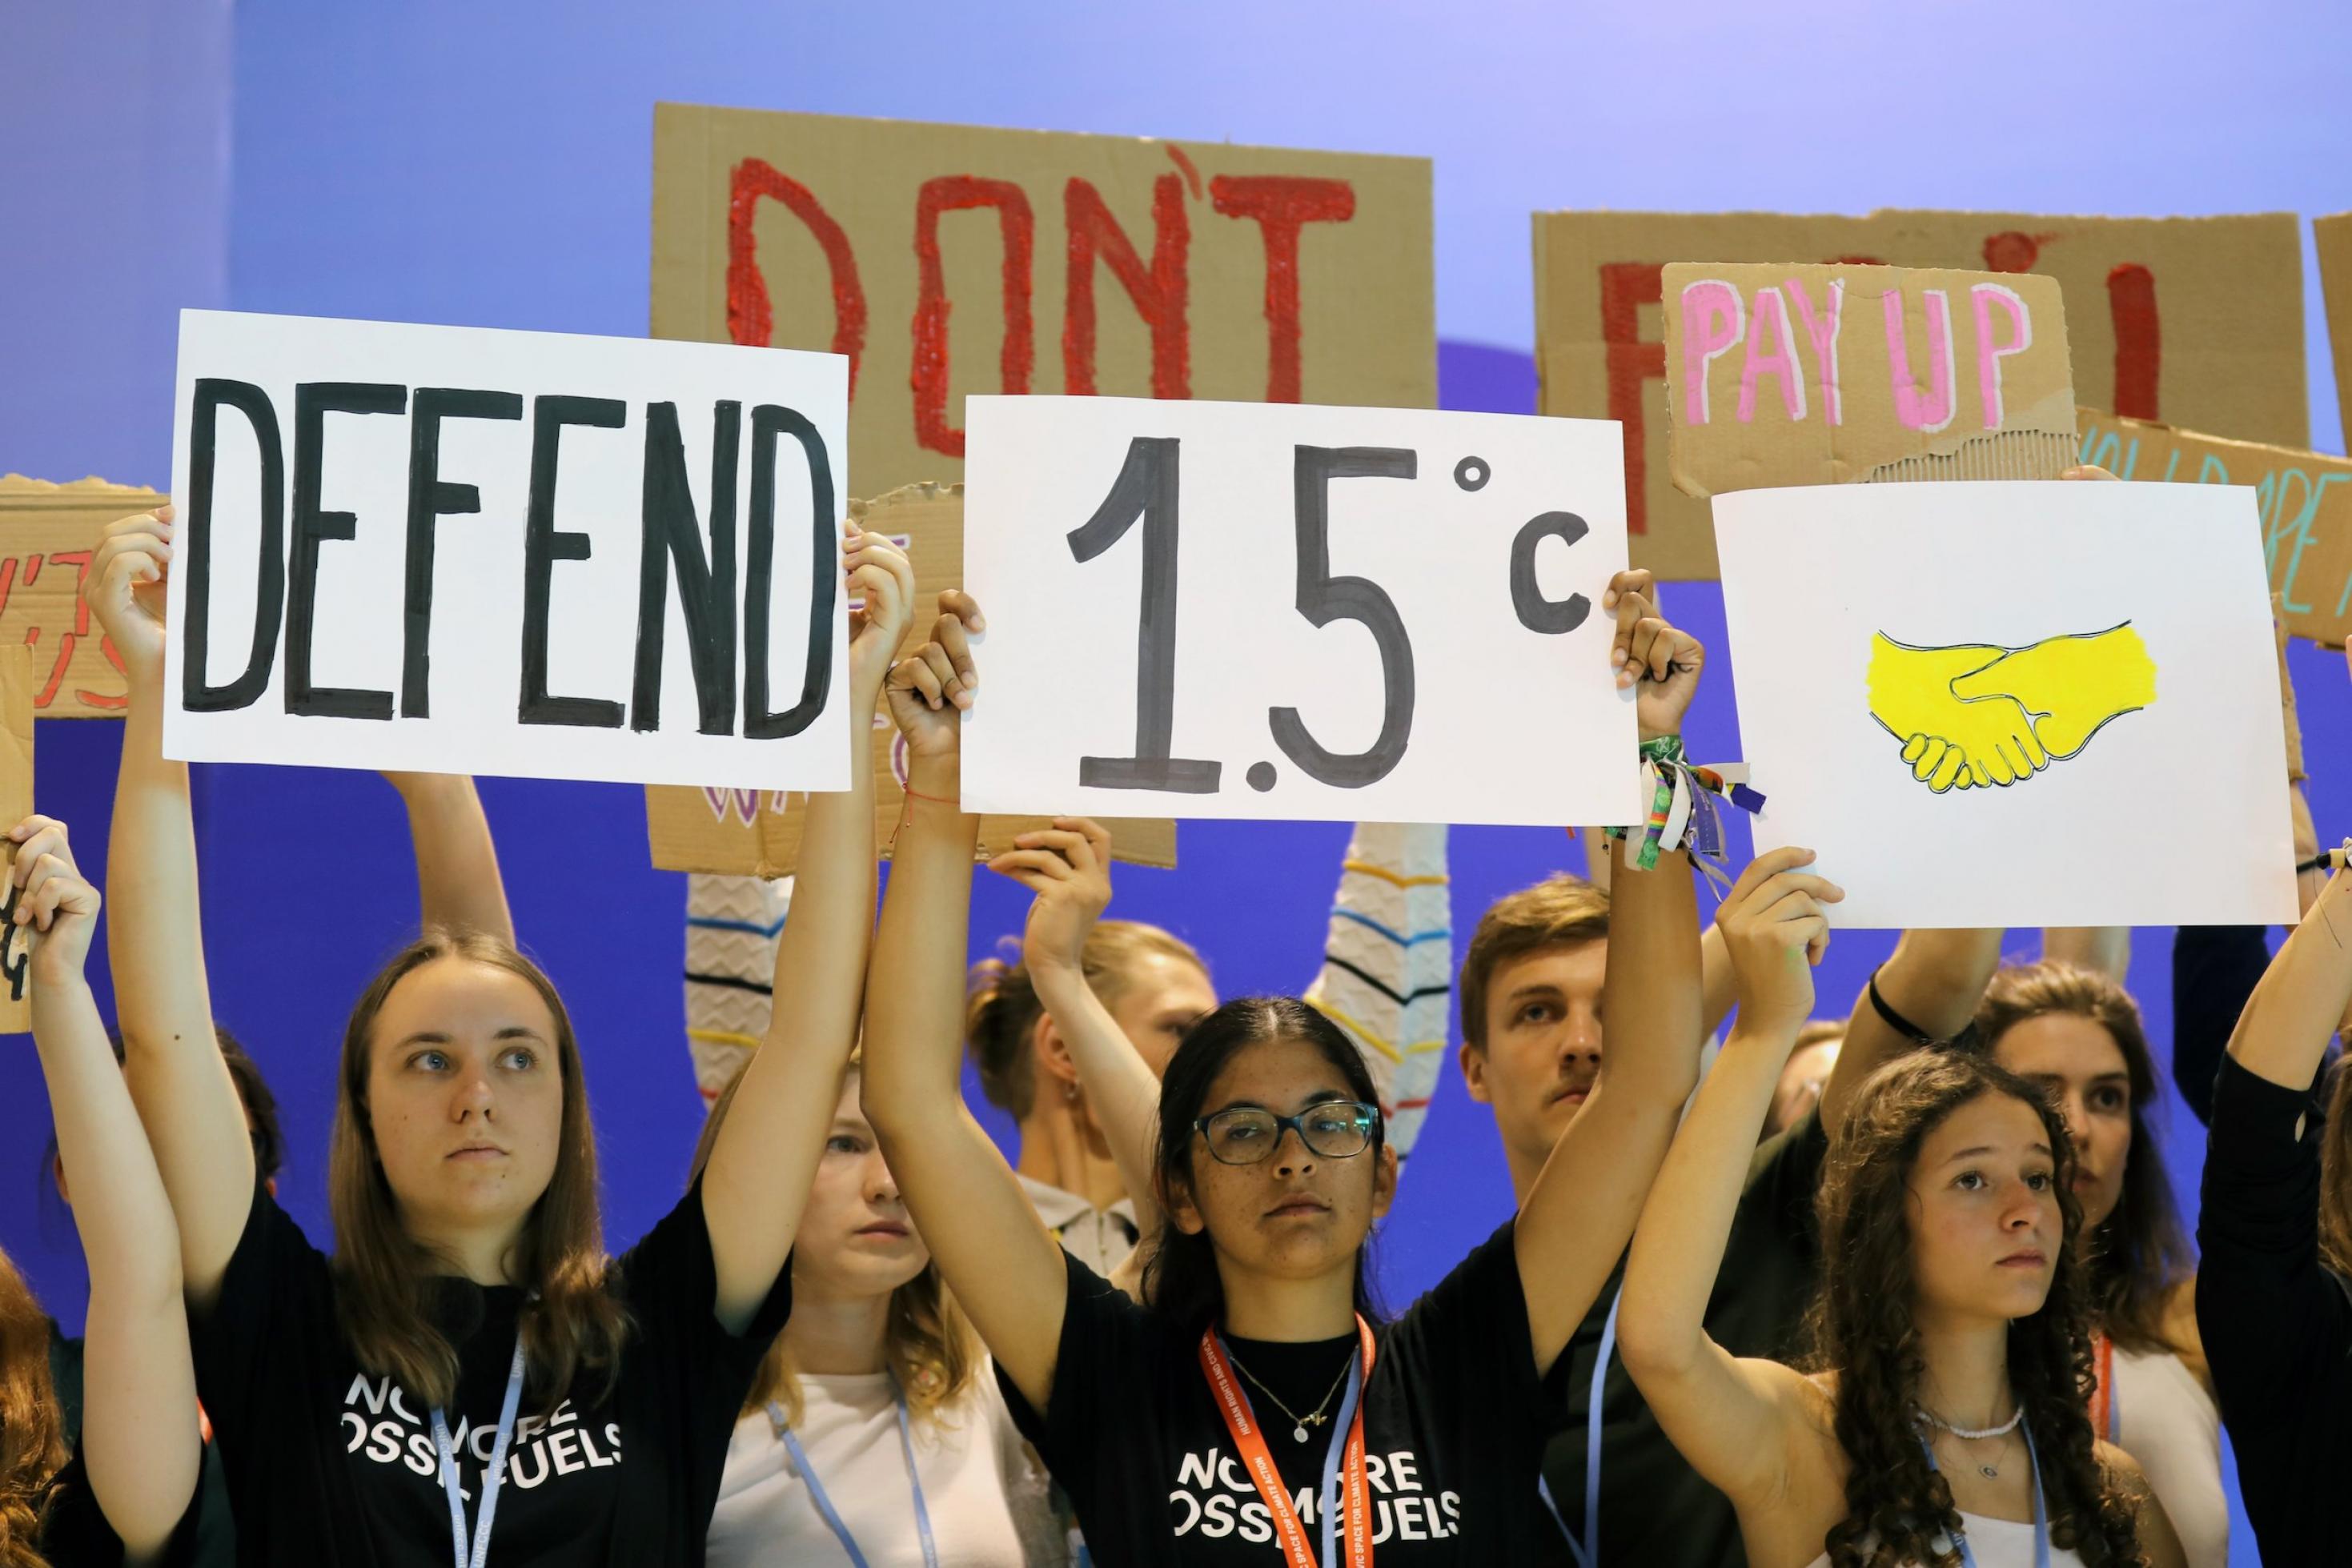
[
  {"left": 707, "top": 1362, "right": 1066, "bottom": 1567},
  {"left": 2111, "top": 1344, "right": 2227, "bottom": 1567}
]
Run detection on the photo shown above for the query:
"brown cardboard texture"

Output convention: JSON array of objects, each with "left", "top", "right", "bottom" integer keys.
[
  {"left": 1661, "top": 263, "right": 2073, "bottom": 497},
  {"left": 1535, "top": 211, "right": 2307, "bottom": 578},
  {"left": 0, "top": 644, "right": 35, "bottom": 1034},
  {"left": 0, "top": 475, "right": 165, "bottom": 717},
  {"left": 2076, "top": 408, "right": 2352, "bottom": 648},
  {"left": 2315, "top": 211, "right": 2352, "bottom": 455},
  {"left": 645, "top": 483, "right": 1178, "bottom": 876},
  {"left": 653, "top": 105, "right": 1435, "bottom": 504}
]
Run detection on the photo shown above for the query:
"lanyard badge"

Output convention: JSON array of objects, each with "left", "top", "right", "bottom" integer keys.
[{"left": 1198, "top": 1317, "right": 1378, "bottom": 1568}]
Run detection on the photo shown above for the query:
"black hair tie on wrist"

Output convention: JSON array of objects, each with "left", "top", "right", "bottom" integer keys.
[{"left": 1866, "top": 967, "right": 1942, "bottom": 1049}]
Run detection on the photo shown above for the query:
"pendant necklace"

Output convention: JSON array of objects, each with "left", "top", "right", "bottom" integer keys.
[
  {"left": 1916, "top": 1401, "right": 2025, "bottom": 1480},
  {"left": 1226, "top": 1346, "right": 1357, "bottom": 1444}
]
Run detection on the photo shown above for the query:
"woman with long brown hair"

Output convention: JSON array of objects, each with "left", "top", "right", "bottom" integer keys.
[
  {"left": 83, "top": 506, "right": 913, "bottom": 1567},
  {"left": 1971, "top": 963, "right": 2220, "bottom": 1564},
  {"left": 1618, "top": 864, "right": 2184, "bottom": 1567}
]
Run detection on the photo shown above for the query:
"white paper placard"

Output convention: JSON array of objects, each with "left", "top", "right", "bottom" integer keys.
[
  {"left": 961, "top": 396, "right": 1643, "bottom": 825},
  {"left": 163, "top": 310, "right": 851, "bottom": 790},
  {"left": 1715, "top": 480, "right": 2298, "bottom": 928}
]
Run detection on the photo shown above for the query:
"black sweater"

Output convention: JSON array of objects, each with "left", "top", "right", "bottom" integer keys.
[{"left": 2197, "top": 1051, "right": 2352, "bottom": 1566}]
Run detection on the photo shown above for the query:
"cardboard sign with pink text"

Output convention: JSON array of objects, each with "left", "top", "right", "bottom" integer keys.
[{"left": 1663, "top": 263, "right": 2076, "bottom": 496}]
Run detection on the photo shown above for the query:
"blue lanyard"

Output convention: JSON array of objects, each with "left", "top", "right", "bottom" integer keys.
[
  {"left": 769, "top": 1381, "right": 940, "bottom": 1568},
  {"left": 1536, "top": 1285, "right": 1621, "bottom": 1568},
  {"left": 1315, "top": 1345, "right": 1368, "bottom": 1568},
  {"left": 431, "top": 1337, "right": 527, "bottom": 1568},
  {"left": 1917, "top": 1419, "right": 2049, "bottom": 1568}
]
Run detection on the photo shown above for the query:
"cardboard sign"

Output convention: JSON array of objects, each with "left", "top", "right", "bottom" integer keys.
[
  {"left": 163, "top": 311, "right": 852, "bottom": 790},
  {"left": 652, "top": 106, "right": 1436, "bottom": 503},
  {"left": 0, "top": 645, "right": 33, "bottom": 1035},
  {"left": 1662, "top": 263, "right": 2073, "bottom": 495},
  {"left": 1716, "top": 481, "right": 2295, "bottom": 928},
  {"left": 644, "top": 482, "right": 1178, "bottom": 874},
  {"left": 0, "top": 475, "right": 166, "bottom": 718},
  {"left": 2076, "top": 407, "right": 2352, "bottom": 648},
  {"left": 1536, "top": 211, "right": 2308, "bottom": 577},
  {"left": 2317, "top": 211, "right": 2352, "bottom": 454},
  {"left": 961, "top": 395, "right": 1642, "bottom": 826}
]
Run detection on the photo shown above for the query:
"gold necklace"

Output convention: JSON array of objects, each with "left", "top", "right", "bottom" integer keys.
[{"left": 1224, "top": 1345, "right": 1356, "bottom": 1445}]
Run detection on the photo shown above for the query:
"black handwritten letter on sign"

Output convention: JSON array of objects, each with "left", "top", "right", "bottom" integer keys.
[
  {"left": 164, "top": 311, "right": 852, "bottom": 789},
  {"left": 960, "top": 396, "right": 1644, "bottom": 826}
]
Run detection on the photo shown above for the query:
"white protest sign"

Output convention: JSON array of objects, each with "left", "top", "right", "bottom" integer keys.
[
  {"left": 961, "top": 396, "right": 1643, "bottom": 825},
  {"left": 1715, "top": 480, "right": 2297, "bottom": 928},
  {"left": 164, "top": 311, "right": 851, "bottom": 789}
]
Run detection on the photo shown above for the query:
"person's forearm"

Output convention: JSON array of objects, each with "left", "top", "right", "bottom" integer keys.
[
  {"left": 2044, "top": 926, "right": 2129, "bottom": 984},
  {"left": 1034, "top": 964, "right": 1164, "bottom": 1235},
  {"left": 109, "top": 686, "right": 252, "bottom": 1300},
  {"left": 862, "top": 754, "right": 985, "bottom": 1130},
  {"left": 1821, "top": 925, "right": 2001, "bottom": 1135},
  {"left": 2227, "top": 868, "right": 2352, "bottom": 1092},
  {"left": 393, "top": 775, "right": 514, "bottom": 944},
  {"left": 1621, "top": 1025, "right": 1792, "bottom": 1371},
  {"left": 1599, "top": 833, "right": 1703, "bottom": 1105}
]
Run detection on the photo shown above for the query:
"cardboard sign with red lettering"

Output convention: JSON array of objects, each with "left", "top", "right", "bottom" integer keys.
[
  {"left": 0, "top": 644, "right": 34, "bottom": 1034},
  {"left": 1535, "top": 211, "right": 2306, "bottom": 578},
  {"left": 0, "top": 475, "right": 160, "bottom": 717},
  {"left": 644, "top": 482, "right": 1178, "bottom": 875},
  {"left": 2076, "top": 407, "right": 2352, "bottom": 648},
  {"left": 1663, "top": 263, "right": 2074, "bottom": 496},
  {"left": 652, "top": 105, "right": 1435, "bottom": 503}
]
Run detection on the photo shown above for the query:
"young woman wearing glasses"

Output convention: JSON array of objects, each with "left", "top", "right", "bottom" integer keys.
[{"left": 858, "top": 577, "right": 1712, "bottom": 1564}]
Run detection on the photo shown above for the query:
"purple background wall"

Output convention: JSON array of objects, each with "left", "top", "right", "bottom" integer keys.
[{"left": 7, "top": 4, "right": 2352, "bottom": 1558}]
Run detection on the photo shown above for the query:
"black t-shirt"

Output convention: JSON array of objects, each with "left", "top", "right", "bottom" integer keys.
[
  {"left": 1538, "top": 1107, "right": 1830, "bottom": 1568},
  {"left": 189, "top": 1179, "right": 790, "bottom": 1568},
  {"left": 1001, "top": 1220, "right": 1564, "bottom": 1566},
  {"left": 45, "top": 1324, "right": 235, "bottom": 1568},
  {"left": 2197, "top": 1050, "right": 2352, "bottom": 1566}
]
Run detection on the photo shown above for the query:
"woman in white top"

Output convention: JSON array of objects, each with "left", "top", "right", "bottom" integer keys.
[
  {"left": 1615, "top": 853, "right": 2185, "bottom": 1568},
  {"left": 692, "top": 1057, "right": 1063, "bottom": 1567},
  {"left": 1973, "top": 962, "right": 2226, "bottom": 1566}
]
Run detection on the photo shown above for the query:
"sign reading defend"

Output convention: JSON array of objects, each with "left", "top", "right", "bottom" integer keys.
[{"left": 163, "top": 311, "right": 853, "bottom": 790}]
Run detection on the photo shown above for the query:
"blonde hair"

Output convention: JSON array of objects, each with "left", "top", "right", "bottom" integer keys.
[
  {"left": 0, "top": 1248, "right": 62, "bottom": 1568},
  {"left": 331, "top": 929, "right": 628, "bottom": 1414},
  {"left": 1459, "top": 874, "right": 1611, "bottom": 1050},
  {"left": 965, "top": 920, "right": 1206, "bottom": 1117},
  {"left": 689, "top": 1057, "right": 979, "bottom": 1429}
]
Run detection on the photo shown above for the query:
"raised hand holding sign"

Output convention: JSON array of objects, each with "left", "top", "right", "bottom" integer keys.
[{"left": 961, "top": 396, "right": 1643, "bottom": 827}]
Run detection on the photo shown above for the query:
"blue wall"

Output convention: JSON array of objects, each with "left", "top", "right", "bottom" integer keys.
[{"left": 7, "top": 6, "right": 2352, "bottom": 1559}]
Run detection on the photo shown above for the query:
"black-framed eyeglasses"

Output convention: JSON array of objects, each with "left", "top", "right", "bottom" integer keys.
[{"left": 1193, "top": 1101, "right": 1379, "bottom": 1166}]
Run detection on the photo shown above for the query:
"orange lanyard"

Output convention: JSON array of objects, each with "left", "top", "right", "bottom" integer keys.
[
  {"left": 1197, "top": 1318, "right": 1377, "bottom": 1568},
  {"left": 2089, "top": 1333, "right": 2116, "bottom": 1441}
]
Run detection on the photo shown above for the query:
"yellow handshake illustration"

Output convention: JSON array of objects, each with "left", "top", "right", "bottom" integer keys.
[{"left": 1865, "top": 624, "right": 2157, "bottom": 794}]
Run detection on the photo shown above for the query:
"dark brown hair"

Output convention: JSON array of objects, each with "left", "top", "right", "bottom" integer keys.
[
  {"left": 46, "top": 1026, "right": 283, "bottom": 1193},
  {"left": 1804, "top": 1050, "right": 2142, "bottom": 1568},
  {"left": 1973, "top": 961, "right": 2192, "bottom": 1355},
  {"left": 1142, "top": 997, "right": 1387, "bottom": 1334},
  {"left": 688, "top": 1058, "right": 977, "bottom": 1429},
  {"left": 0, "top": 1247, "right": 62, "bottom": 1568},
  {"left": 329, "top": 929, "right": 627, "bottom": 1414},
  {"left": 965, "top": 921, "right": 1206, "bottom": 1117},
  {"left": 1458, "top": 874, "right": 1609, "bottom": 1051}
]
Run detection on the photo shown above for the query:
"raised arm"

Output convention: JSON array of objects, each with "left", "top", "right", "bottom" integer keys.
[
  {"left": 1615, "top": 846, "right": 1841, "bottom": 1510},
  {"left": 15, "top": 815, "right": 199, "bottom": 1563},
  {"left": 1302, "top": 822, "right": 1451, "bottom": 1161},
  {"left": 861, "top": 595, "right": 1072, "bottom": 1412},
  {"left": 2226, "top": 852, "right": 2352, "bottom": 1093},
  {"left": 696, "top": 524, "right": 905, "bottom": 1333},
  {"left": 1582, "top": 822, "right": 1740, "bottom": 1037},
  {"left": 1513, "top": 573, "right": 1712, "bottom": 1374},
  {"left": 381, "top": 773, "right": 514, "bottom": 944},
  {"left": 1002, "top": 818, "right": 1164, "bottom": 1243},
  {"left": 87, "top": 508, "right": 253, "bottom": 1308},
  {"left": 1820, "top": 924, "right": 2001, "bottom": 1137}
]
